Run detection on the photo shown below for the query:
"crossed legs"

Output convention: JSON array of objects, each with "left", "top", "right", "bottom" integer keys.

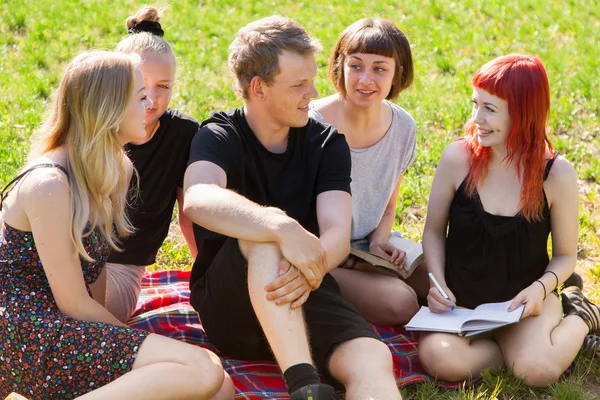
[
  {"left": 238, "top": 240, "right": 402, "bottom": 398},
  {"left": 419, "top": 294, "right": 587, "bottom": 387}
]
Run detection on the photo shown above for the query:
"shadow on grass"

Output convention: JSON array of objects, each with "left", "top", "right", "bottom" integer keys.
[{"left": 402, "top": 353, "right": 600, "bottom": 400}]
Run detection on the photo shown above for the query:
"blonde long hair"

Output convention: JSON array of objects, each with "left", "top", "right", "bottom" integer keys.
[{"left": 29, "top": 51, "right": 140, "bottom": 260}]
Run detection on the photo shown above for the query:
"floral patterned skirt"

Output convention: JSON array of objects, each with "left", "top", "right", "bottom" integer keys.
[{"left": 0, "top": 295, "right": 149, "bottom": 399}]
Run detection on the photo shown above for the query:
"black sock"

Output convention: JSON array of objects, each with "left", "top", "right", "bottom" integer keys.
[{"left": 283, "top": 363, "right": 321, "bottom": 394}]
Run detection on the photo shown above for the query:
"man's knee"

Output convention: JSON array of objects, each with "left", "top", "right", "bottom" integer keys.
[
  {"left": 237, "top": 238, "right": 251, "bottom": 259},
  {"left": 329, "top": 337, "right": 393, "bottom": 378},
  {"left": 238, "top": 239, "right": 281, "bottom": 260}
]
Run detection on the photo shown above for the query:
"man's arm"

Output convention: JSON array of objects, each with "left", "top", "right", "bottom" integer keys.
[
  {"left": 264, "top": 189, "right": 352, "bottom": 308},
  {"left": 316, "top": 190, "right": 352, "bottom": 272},
  {"left": 183, "top": 160, "right": 326, "bottom": 288},
  {"left": 176, "top": 187, "right": 197, "bottom": 259},
  {"left": 183, "top": 160, "right": 290, "bottom": 242}
]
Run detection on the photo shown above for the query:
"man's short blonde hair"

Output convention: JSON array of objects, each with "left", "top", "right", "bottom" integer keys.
[{"left": 228, "top": 15, "right": 322, "bottom": 99}]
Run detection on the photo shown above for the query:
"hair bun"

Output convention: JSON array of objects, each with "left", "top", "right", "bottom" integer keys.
[
  {"left": 127, "top": 20, "right": 164, "bottom": 37},
  {"left": 125, "top": 6, "right": 163, "bottom": 36}
]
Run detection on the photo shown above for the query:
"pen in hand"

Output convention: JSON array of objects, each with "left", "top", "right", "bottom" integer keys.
[{"left": 428, "top": 272, "right": 455, "bottom": 310}]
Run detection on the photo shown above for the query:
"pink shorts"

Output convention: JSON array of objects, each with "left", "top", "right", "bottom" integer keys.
[{"left": 105, "top": 263, "right": 147, "bottom": 322}]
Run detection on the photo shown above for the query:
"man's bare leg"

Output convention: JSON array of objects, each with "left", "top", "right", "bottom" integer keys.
[
  {"left": 240, "top": 240, "right": 313, "bottom": 370},
  {"left": 240, "top": 240, "right": 333, "bottom": 399},
  {"left": 328, "top": 337, "right": 402, "bottom": 400}
]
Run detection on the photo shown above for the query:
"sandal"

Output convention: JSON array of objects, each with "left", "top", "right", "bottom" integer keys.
[
  {"left": 563, "top": 271, "right": 584, "bottom": 290},
  {"left": 562, "top": 286, "right": 600, "bottom": 335},
  {"left": 581, "top": 335, "right": 600, "bottom": 358}
]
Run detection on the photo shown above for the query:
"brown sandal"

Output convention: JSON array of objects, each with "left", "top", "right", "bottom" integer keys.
[
  {"left": 582, "top": 335, "right": 600, "bottom": 358},
  {"left": 562, "top": 286, "right": 600, "bottom": 335}
]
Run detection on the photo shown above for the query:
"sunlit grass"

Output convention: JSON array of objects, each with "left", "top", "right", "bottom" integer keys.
[{"left": 1, "top": 0, "right": 599, "bottom": 395}]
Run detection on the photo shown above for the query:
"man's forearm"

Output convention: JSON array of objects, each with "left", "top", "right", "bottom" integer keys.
[
  {"left": 183, "top": 183, "right": 295, "bottom": 243},
  {"left": 320, "top": 226, "right": 351, "bottom": 273}
]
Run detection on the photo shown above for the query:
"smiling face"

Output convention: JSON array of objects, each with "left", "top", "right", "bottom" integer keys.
[
  {"left": 139, "top": 52, "right": 175, "bottom": 131},
  {"left": 261, "top": 50, "right": 318, "bottom": 128},
  {"left": 471, "top": 87, "right": 512, "bottom": 149},
  {"left": 117, "top": 66, "right": 152, "bottom": 145},
  {"left": 343, "top": 52, "right": 396, "bottom": 108}
]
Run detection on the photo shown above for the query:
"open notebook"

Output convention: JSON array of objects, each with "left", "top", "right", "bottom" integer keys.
[
  {"left": 405, "top": 300, "right": 525, "bottom": 337},
  {"left": 349, "top": 237, "right": 423, "bottom": 279}
]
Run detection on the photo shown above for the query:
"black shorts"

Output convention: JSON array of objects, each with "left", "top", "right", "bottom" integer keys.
[{"left": 190, "top": 238, "right": 379, "bottom": 376}]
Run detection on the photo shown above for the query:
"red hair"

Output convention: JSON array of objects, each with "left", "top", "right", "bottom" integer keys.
[{"left": 463, "top": 54, "right": 554, "bottom": 221}]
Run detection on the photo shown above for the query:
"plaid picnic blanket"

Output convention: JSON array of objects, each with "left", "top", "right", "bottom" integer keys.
[{"left": 128, "top": 270, "right": 437, "bottom": 399}]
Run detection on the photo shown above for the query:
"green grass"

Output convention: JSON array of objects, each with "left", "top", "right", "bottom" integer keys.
[{"left": 1, "top": 0, "right": 600, "bottom": 397}]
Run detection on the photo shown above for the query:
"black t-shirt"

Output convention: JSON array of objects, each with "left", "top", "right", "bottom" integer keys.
[
  {"left": 187, "top": 108, "right": 351, "bottom": 289},
  {"left": 109, "top": 109, "right": 199, "bottom": 265}
]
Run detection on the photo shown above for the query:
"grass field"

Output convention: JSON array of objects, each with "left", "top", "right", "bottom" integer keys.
[{"left": 1, "top": 0, "right": 599, "bottom": 398}]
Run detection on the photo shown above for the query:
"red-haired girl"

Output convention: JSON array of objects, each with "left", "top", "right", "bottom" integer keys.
[{"left": 419, "top": 54, "right": 599, "bottom": 386}]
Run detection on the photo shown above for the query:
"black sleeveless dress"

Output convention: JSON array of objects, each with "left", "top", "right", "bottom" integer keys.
[
  {"left": 0, "top": 164, "right": 149, "bottom": 398},
  {"left": 445, "top": 155, "right": 558, "bottom": 309}
]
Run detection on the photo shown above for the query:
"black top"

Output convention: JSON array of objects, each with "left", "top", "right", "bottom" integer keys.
[
  {"left": 445, "top": 154, "right": 559, "bottom": 309},
  {"left": 187, "top": 108, "right": 352, "bottom": 289},
  {"left": 108, "top": 109, "right": 199, "bottom": 265}
]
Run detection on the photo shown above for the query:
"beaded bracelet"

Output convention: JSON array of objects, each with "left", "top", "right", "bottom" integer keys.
[
  {"left": 535, "top": 280, "right": 547, "bottom": 300},
  {"left": 544, "top": 270, "right": 559, "bottom": 290}
]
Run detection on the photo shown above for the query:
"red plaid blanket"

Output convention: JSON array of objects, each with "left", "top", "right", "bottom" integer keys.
[{"left": 128, "top": 270, "right": 437, "bottom": 399}]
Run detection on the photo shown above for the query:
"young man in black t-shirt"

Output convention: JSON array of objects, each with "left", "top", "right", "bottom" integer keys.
[{"left": 184, "top": 16, "right": 402, "bottom": 400}]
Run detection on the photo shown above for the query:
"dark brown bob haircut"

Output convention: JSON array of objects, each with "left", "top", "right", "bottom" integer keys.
[{"left": 329, "top": 18, "right": 414, "bottom": 101}]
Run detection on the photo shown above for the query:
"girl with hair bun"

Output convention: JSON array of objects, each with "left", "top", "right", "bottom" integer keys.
[
  {"left": 0, "top": 51, "right": 230, "bottom": 399},
  {"left": 92, "top": 6, "right": 200, "bottom": 324},
  {"left": 419, "top": 54, "right": 600, "bottom": 387}
]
